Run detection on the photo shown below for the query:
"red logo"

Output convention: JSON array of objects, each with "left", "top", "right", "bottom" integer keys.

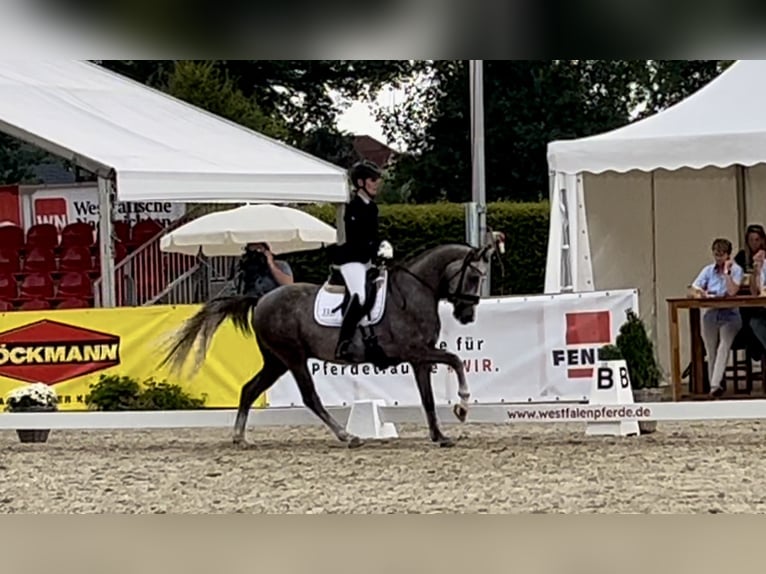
[
  {"left": 0, "top": 320, "right": 121, "bottom": 385},
  {"left": 551, "top": 310, "right": 612, "bottom": 379},
  {"left": 34, "top": 197, "right": 68, "bottom": 229}
]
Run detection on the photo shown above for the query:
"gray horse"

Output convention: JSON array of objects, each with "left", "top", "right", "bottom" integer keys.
[{"left": 160, "top": 236, "right": 500, "bottom": 448}]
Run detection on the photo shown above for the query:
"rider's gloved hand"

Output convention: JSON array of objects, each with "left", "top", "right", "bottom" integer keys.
[{"left": 377, "top": 240, "right": 394, "bottom": 260}]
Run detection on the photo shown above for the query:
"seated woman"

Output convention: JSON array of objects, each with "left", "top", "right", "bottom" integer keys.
[
  {"left": 689, "top": 238, "right": 744, "bottom": 398},
  {"left": 734, "top": 224, "right": 766, "bottom": 274}
]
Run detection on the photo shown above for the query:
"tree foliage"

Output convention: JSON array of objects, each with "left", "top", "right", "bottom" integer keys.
[{"left": 374, "top": 60, "right": 734, "bottom": 204}]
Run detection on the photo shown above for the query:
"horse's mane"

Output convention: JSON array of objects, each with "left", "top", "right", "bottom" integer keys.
[{"left": 400, "top": 242, "right": 473, "bottom": 268}]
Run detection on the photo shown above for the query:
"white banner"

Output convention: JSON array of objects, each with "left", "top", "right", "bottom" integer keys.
[
  {"left": 266, "top": 288, "right": 640, "bottom": 408},
  {"left": 24, "top": 185, "right": 186, "bottom": 231}
]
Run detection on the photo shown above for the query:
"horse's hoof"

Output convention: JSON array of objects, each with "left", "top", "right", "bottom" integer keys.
[
  {"left": 438, "top": 437, "right": 456, "bottom": 448},
  {"left": 232, "top": 437, "right": 249, "bottom": 449},
  {"left": 453, "top": 404, "right": 468, "bottom": 423},
  {"left": 347, "top": 436, "right": 365, "bottom": 449}
]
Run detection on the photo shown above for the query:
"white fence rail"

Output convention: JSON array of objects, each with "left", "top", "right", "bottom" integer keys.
[{"left": 3, "top": 400, "right": 766, "bottom": 431}]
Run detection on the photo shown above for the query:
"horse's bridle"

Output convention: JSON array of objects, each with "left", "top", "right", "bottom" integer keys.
[{"left": 391, "top": 245, "right": 489, "bottom": 307}]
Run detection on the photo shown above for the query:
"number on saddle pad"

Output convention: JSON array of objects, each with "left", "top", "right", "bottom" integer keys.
[{"left": 313, "top": 268, "right": 388, "bottom": 328}]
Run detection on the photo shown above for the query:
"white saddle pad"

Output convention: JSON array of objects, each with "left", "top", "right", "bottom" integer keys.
[{"left": 313, "top": 270, "right": 388, "bottom": 328}]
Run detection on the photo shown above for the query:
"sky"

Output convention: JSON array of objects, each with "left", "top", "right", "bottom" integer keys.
[{"left": 334, "top": 84, "right": 403, "bottom": 150}]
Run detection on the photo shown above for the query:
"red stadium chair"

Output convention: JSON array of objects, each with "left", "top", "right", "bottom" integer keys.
[
  {"left": 60, "top": 222, "right": 95, "bottom": 249},
  {"left": 25, "top": 223, "right": 59, "bottom": 250},
  {"left": 0, "top": 272, "right": 17, "bottom": 300},
  {"left": 57, "top": 271, "right": 93, "bottom": 299},
  {"left": 19, "top": 272, "right": 54, "bottom": 299},
  {"left": 56, "top": 297, "right": 90, "bottom": 309},
  {"left": 0, "top": 247, "right": 20, "bottom": 274},
  {"left": 0, "top": 299, "right": 13, "bottom": 311},
  {"left": 0, "top": 224, "right": 24, "bottom": 250},
  {"left": 130, "top": 218, "right": 164, "bottom": 247},
  {"left": 60, "top": 245, "right": 93, "bottom": 272},
  {"left": 20, "top": 298, "right": 50, "bottom": 311},
  {"left": 22, "top": 247, "right": 56, "bottom": 273}
]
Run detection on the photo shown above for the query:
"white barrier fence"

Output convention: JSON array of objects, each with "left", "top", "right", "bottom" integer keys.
[
  {"left": 0, "top": 360, "right": 759, "bottom": 438},
  {"left": 2, "top": 400, "right": 766, "bottom": 431}
]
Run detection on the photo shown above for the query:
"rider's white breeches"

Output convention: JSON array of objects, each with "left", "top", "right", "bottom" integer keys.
[{"left": 339, "top": 262, "right": 369, "bottom": 306}]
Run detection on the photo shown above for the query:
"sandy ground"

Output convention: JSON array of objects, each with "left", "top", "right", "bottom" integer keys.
[{"left": 1, "top": 420, "right": 765, "bottom": 513}]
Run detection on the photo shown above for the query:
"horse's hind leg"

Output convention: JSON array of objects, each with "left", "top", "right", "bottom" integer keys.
[
  {"left": 290, "top": 364, "right": 362, "bottom": 448},
  {"left": 232, "top": 350, "right": 287, "bottom": 446}
]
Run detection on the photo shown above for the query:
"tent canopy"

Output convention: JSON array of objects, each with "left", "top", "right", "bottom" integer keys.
[
  {"left": 0, "top": 61, "right": 350, "bottom": 204},
  {"left": 547, "top": 60, "right": 766, "bottom": 175}
]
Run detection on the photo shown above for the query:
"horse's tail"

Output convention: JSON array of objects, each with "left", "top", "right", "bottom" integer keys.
[{"left": 158, "top": 295, "right": 260, "bottom": 378}]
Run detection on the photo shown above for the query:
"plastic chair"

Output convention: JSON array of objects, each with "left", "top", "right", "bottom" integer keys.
[
  {"left": 60, "top": 245, "right": 93, "bottom": 272},
  {"left": 130, "top": 218, "right": 164, "bottom": 247},
  {"left": 0, "top": 299, "right": 13, "bottom": 311},
  {"left": 60, "top": 222, "right": 95, "bottom": 248},
  {"left": 25, "top": 223, "right": 59, "bottom": 250},
  {"left": 0, "top": 272, "right": 17, "bottom": 300},
  {"left": 0, "top": 224, "right": 24, "bottom": 250},
  {"left": 20, "top": 298, "right": 50, "bottom": 311},
  {"left": 0, "top": 247, "right": 20, "bottom": 274},
  {"left": 19, "top": 272, "right": 54, "bottom": 299},
  {"left": 56, "top": 297, "right": 90, "bottom": 309},
  {"left": 22, "top": 247, "right": 56, "bottom": 273},
  {"left": 57, "top": 271, "right": 93, "bottom": 299}
]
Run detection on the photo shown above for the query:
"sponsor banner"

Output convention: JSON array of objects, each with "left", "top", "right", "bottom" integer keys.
[
  {"left": 0, "top": 305, "right": 265, "bottom": 411},
  {"left": 266, "top": 289, "right": 639, "bottom": 408},
  {"left": 28, "top": 185, "right": 185, "bottom": 231}
]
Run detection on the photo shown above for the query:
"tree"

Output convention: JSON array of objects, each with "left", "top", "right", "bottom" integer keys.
[{"left": 374, "top": 60, "right": 732, "bottom": 204}]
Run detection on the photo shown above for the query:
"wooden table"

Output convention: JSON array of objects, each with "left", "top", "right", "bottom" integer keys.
[{"left": 667, "top": 295, "right": 766, "bottom": 401}]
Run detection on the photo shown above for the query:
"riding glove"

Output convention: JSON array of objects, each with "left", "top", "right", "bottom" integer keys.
[{"left": 377, "top": 240, "right": 394, "bottom": 260}]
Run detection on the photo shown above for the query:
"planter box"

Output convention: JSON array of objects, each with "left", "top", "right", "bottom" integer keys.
[
  {"left": 10, "top": 405, "right": 56, "bottom": 443},
  {"left": 633, "top": 386, "right": 665, "bottom": 434}
]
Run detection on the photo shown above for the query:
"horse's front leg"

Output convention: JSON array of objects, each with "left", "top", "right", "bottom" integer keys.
[{"left": 420, "top": 348, "right": 470, "bottom": 423}]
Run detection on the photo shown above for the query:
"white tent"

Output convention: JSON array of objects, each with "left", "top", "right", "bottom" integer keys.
[
  {"left": 0, "top": 61, "right": 349, "bottom": 204},
  {"left": 544, "top": 59, "right": 766, "bottom": 381},
  {"left": 0, "top": 60, "right": 351, "bottom": 306}
]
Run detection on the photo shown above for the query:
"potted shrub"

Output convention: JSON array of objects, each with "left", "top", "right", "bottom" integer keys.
[
  {"left": 4, "top": 382, "right": 59, "bottom": 443},
  {"left": 614, "top": 309, "right": 664, "bottom": 434}
]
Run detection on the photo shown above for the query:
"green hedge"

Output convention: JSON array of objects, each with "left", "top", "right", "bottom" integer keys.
[{"left": 284, "top": 201, "right": 549, "bottom": 296}]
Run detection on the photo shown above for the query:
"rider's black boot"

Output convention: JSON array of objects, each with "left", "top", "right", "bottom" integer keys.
[{"left": 335, "top": 295, "right": 365, "bottom": 361}]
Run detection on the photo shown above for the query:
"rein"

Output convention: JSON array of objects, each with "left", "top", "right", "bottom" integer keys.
[{"left": 388, "top": 248, "right": 486, "bottom": 309}]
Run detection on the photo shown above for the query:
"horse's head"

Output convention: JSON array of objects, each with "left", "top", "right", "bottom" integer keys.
[{"left": 443, "top": 232, "right": 503, "bottom": 324}]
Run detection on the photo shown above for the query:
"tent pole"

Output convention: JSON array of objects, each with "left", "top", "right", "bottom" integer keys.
[
  {"left": 335, "top": 203, "right": 345, "bottom": 245},
  {"left": 98, "top": 175, "right": 116, "bottom": 308},
  {"left": 469, "top": 59, "right": 489, "bottom": 296}
]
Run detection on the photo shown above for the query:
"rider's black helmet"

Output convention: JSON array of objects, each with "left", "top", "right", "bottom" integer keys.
[{"left": 349, "top": 160, "right": 382, "bottom": 188}]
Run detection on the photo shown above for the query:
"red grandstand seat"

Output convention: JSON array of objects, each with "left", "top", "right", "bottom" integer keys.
[
  {"left": 56, "top": 297, "right": 89, "bottom": 309},
  {"left": 60, "top": 222, "right": 94, "bottom": 248},
  {"left": 25, "top": 223, "right": 59, "bottom": 250},
  {"left": 0, "top": 248, "right": 20, "bottom": 274},
  {"left": 0, "top": 299, "right": 13, "bottom": 312},
  {"left": 0, "top": 272, "right": 17, "bottom": 300},
  {"left": 130, "top": 218, "right": 164, "bottom": 247},
  {"left": 0, "top": 224, "right": 24, "bottom": 250},
  {"left": 59, "top": 245, "right": 93, "bottom": 272},
  {"left": 112, "top": 221, "right": 131, "bottom": 244},
  {"left": 22, "top": 247, "right": 56, "bottom": 273},
  {"left": 57, "top": 271, "right": 92, "bottom": 299},
  {"left": 19, "top": 272, "right": 54, "bottom": 299},
  {"left": 20, "top": 298, "right": 50, "bottom": 311}
]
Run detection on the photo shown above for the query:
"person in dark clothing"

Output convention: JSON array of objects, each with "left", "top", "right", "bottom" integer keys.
[
  {"left": 231, "top": 242, "right": 293, "bottom": 300},
  {"left": 734, "top": 224, "right": 766, "bottom": 273},
  {"left": 332, "top": 160, "right": 393, "bottom": 360}
]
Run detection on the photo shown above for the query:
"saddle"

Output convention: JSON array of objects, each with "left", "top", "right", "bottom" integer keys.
[
  {"left": 314, "top": 265, "right": 391, "bottom": 366},
  {"left": 324, "top": 266, "right": 382, "bottom": 314}
]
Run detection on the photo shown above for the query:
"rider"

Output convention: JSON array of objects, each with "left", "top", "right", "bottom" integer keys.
[{"left": 333, "top": 160, "right": 393, "bottom": 360}]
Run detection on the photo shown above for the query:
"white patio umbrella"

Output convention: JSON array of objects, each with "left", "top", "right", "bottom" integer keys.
[{"left": 159, "top": 203, "right": 338, "bottom": 256}]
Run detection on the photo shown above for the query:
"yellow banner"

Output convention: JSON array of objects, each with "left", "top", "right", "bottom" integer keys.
[{"left": 0, "top": 304, "right": 266, "bottom": 411}]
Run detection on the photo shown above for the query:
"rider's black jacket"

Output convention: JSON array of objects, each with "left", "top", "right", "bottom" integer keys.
[{"left": 331, "top": 193, "right": 380, "bottom": 265}]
